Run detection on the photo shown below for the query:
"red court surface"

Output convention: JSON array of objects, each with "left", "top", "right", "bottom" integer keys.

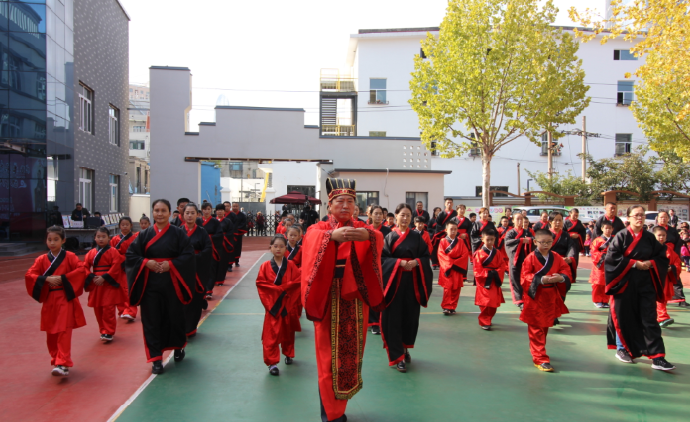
[
  {"left": 0, "top": 241, "right": 688, "bottom": 422},
  {"left": 0, "top": 237, "right": 270, "bottom": 422}
]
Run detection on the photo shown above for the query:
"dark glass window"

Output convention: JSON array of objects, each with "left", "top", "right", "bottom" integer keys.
[{"left": 8, "top": 2, "right": 46, "bottom": 33}]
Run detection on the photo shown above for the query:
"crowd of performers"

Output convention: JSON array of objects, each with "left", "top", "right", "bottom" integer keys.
[
  {"left": 25, "top": 199, "right": 248, "bottom": 376},
  {"left": 25, "top": 181, "right": 686, "bottom": 422}
]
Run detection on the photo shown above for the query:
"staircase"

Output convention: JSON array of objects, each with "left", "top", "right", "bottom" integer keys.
[{"left": 0, "top": 243, "right": 45, "bottom": 257}]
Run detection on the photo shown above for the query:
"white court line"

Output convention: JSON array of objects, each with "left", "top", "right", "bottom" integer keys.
[{"left": 106, "top": 254, "right": 266, "bottom": 422}]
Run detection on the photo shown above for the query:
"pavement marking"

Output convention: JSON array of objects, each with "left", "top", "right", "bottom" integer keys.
[{"left": 106, "top": 254, "right": 266, "bottom": 422}]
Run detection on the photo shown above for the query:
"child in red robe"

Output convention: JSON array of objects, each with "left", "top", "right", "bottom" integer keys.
[
  {"left": 25, "top": 226, "right": 86, "bottom": 376},
  {"left": 653, "top": 227, "right": 682, "bottom": 328},
  {"left": 520, "top": 229, "right": 572, "bottom": 372},
  {"left": 473, "top": 230, "right": 508, "bottom": 329},
  {"left": 286, "top": 225, "right": 304, "bottom": 319},
  {"left": 256, "top": 235, "right": 301, "bottom": 375},
  {"left": 589, "top": 220, "right": 613, "bottom": 308},
  {"left": 438, "top": 220, "right": 469, "bottom": 315},
  {"left": 111, "top": 217, "right": 139, "bottom": 321},
  {"left": 84, "top": 227, "right": 126, "bottom": 342},
  {"left": 414, "top": 216, "right": 433, "bottom": 254}
]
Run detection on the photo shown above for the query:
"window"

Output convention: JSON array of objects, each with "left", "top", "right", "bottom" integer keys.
[
  {"left": 228, "top": 162, "right": 243, "bottom": 178},
  {"left": 617, "top": 81, "right": 634, "bottom": 105},
  {"left": 540, "top": 132, "right": 561, "bottom": 156},
  {"left": 369, "top": 131, "right": 386, "bottom": 137},
  {"left": 37, "top": 75, "right": 46, "bottom": 101},
  {"left": 615, "top": 133, "right": 632, "bottom": 156},
  {"left": 79, "top": 83, "right": 93, "bottom": 133},
  {"left": 420, "top": 48, "right": 427, "bottom": 59},
  {"left": 79, "top": 168, "right": 94, "bottom": 210},
  {"left": 613, "top": 50, "right": 637, "bottom": 60},
  {"left": 469, "top": 134, "right": 481, "bottom": 156},
  {"left": 475, "top": 186, "right": 509, "bottom": 198},
  {"left": 369, "top": 78, "right": 387, "bottom": 104},
  {"left": 108, "top": 105, "right": 119, "bottom": 145},
  {"left": 132, "top": 125, "right": 146, "bottom": 132},
  {"left": 405, "top": 192, "right": 429, "bottom": 210},
  {"left": 429, "top": 141, "right": 440, "bottom": 156},
  {"left": 129, "top": 140, "right": 145, "bottom": 150},
  {"left": 287, "top": 185, "right": 316, "bottom": 199},
  {"left": 109, "top": 175, "right": 119, "bottom": 212},
  {"left": 355, "top": 191, "right": 379, "bottom": 215}
]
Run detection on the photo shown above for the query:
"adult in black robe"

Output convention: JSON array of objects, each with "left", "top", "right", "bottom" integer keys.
[
  {"left": 216, "top": 205, "right": 236, "bottom": 279},
  {"left": 431, "top": 200, "right": 457, "bottom": 267},
  {"left": 595, "top": 203, "right": 625, "bottom": 237},
  {"left": 201, "top": 206, "right": 223, "bottom": 295},
  {"left": 126, "top": 199, "right": 196, "bottom": 373},
  {"left": 549, "top": 212, "right": 577, "bottom": 284},
  {"left": 368, "top": 205, "right": 391, "bottom": 335},
  {"left": 228, "top": 203, "right": 248, "bottom": 266},
  {"left": 503, "top": 213, "right": 533, "bottom": 307},
  {"left": 564, "top": 209, "right": 587, "bottom": 282},
  {"left": 470, "top": 208, "right": 497, "bottom": 253},
  {"left": 605, "top": 208, "right": 673, "bottom": 369},
  {"left": 181, "top": 205, "right": 212, "bottom": 337},
  {"left": 381, "top": 204, "right": 433, "bottom": 372},
  {"left": 413, "top": 202, "right": 430, "bottom": 228}
]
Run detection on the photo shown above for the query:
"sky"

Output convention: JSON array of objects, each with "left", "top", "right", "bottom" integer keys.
[{"left": 119, "top": 0, "right": 605, "bottom": 128}]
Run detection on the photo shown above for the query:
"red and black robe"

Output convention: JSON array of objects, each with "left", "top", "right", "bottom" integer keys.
[
  {"left": 431, "top": 209, "right": 457, "bottom": 265},
  {"left": 564, "top": 217, "right": 587, "bottom": 280},
  {"left": 84, "top": 246, "right": 126, "bottom": 307},
  {"left": 228, "top": 211, "right": 248, "bottom": 265},
  {"left": 125, "top": 224, "right": 196, "bottom": 361},
  {"left": 519, "top": 251, "right": 571, "bottom": 328},
  {"left": 588, "top": 236, "right": 611, "bottom": 286},
  {"left": 473, "top": 246, "right": 508, "bottom": 308},
  {"left": 217, "top": 215, "right": 235, "bottom": 280},
  {"left": 201, "top": 216, "right": 224, "bottom": 291},
  {"left": 414, "top": 208, "right": 430, "bottom": 229},
  {"left": 286, "top": 241, "right": 303, "bottom": 268},
  {"left": 438, "top": 235, "right": 469, "bottom": 290},
  {"left": 605, "top": 227, "right": 668, "bottom": 358},
  {"left": 551, "top": 229, "right": 577, "bottom": 282},
  {"left": 595, "top": 215, "right": 625, "bottom": 237},
  {"left": 110, "top": 231, "right": 139, "bottom": 291},
  {"left": 504, "top": 227, "right": 534, "bottom": 305},
  {"left": 182, "top": 224, "right": 212, "bottom": 336},
  {"left": 496, "top": 225, "right": 510, "bottom": 251},
  {"left": 25, "top": 250, "right": 87, "bottom": 333}
]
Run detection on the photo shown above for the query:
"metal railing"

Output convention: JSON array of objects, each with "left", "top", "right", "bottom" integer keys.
[
  {"left": 322, "top": 124, "right": 356, "bottom": 137},
  {"left": 320, "top": 68, "right": 356, "bottom": 92}
]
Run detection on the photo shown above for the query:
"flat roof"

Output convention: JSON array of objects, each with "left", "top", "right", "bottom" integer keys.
[
  {"left": 150, "top": 66, "right": 191, "bottom": 71},
  {"left": 335, "top": 168, "right": 451, "bottom": 175},
  {"left": 215, "top": 106, "right": 305, "bottom": 112}
]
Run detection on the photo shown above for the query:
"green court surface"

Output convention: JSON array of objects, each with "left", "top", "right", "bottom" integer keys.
[{"left": 116, "top": 255, "right": 690, "bottom": 422}]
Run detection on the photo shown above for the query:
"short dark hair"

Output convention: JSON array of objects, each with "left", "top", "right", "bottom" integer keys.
[
  {"left": 75, "top": 203, "right": 82, "bottom": 207},
  {"left": 47, "top": 225, "right": 66, "bottom": 240},
  {"left": 414, "top": 216, "right": 426, "bottom": 223},
  {"left": 569, "top": 208, "right": 579, "bottom": 214},
  {"left": 215, "top": 204, "right": 225, "bottom": 211},
  {"left": 152, "top": 199, "right": 171, "bottom": 212},
  {"left": 177, "top": 198, "right": 190, "bottom": 206},
  {"left": 500, "top": 216, "right": 509, "bottom": 221},
  {"left": 173, "top": 210, "right": 180, "bottom": 215},
  {"left": 94, "top": 212, "right": 101, "bottom": 217},
  {"left": 606, "top": 202, "right": 617, "bottom": 207},
  {"left": 653, "top": 226, "right": 667, "bottom": 235},
  {"left": 548, "top": 211, "right": 563, "bottom": 222},
  {"left": 444, "top": 197, "right": 453, "bottom": 202},
  {"left": 95, "top": 226, "right": 110, "bottom": 236},
  {"left": 505, "top": 208, "right": 511, "bottom": 212},
  {"left": 201, "top": 202, "right": 213, "bottom": 210},
  {"left": 386, "top": 212, "right": 395, "bottom": 218},
  {"left": 446, "top": 220, "right": 458, "bottom": 227},
  {"left": 481, "top": 229, "right": 497, "bottom": 238},
  {"left": 270, "top": 235, "right": 287, "bottom": 246},
  {"left": 118, "top": 216, "right": 133, "bottom": 227},
  {"left": 627, "top": 205, "right": 645, "bottom": 217},
  {"left": 600, "top": 220, "right": 613, "bottom": 228},
  {"left": 469, "top": 213, "right": 476, "bottom": 218},
  {"left": 534, "top": 228, "right": 552, "bottom": 238},
  {"left": 223, "top": 201, "right": 231, "bottom": 205},
  {"left": 287, "top": 225, "right": 303, "bottom": 234}
]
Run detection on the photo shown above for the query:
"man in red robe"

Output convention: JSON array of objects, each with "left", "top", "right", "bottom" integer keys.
[{"left": 302, "top": 178, "right": 384, "bottom": 422}]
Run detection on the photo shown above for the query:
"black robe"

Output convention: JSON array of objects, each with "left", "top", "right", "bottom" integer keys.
[
  {"left": 605, "top": 227, "right": 669, "bottom": 358},
  {"left": 126, "top": 224, "right": 196, "bottom": 362},
  {"left": 532, "top": 221, "right": 550, "bottom": 232},
  {"left": 653, "top": 224, "right": 686, "bottom": 302},
  {"left": 380, "top": 229, "right": 433, "bottom": 364},
  {"left": 470, "top": 220, "right": 497, "bottom": 253},
  {"left": 201, "top": 217, "right": 223, "bottom": 291},
  {"left": 595, "top": 215, "right": 626, "bottom": 237},
  {"left": 413, "top": 208, "right": 430, "bottom": 227},
  {"left": 182, "top": 224, "right": 212, "bottom": 336},
  {"left": 431, "top": 210, "right": 457, "bottom": 265},
  {"left": 550, "top": 230, "right": 577, "bottom": 283},
  {"left": 228, "top": 211, "right": 248, "bottom": 265},
  {"left": 218, "top": 216, "right": 236, "bottom": 279},
  {"left": 503, "top": 227, "right": 534, "bottom": 305}
]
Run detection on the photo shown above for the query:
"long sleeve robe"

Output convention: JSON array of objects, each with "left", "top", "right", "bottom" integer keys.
[
  {"left": 84, "top": 246, "right": 126, "bottom": 307},
  {"left": 519, "top": 251, "right": 571, "bottom": 328},
  {"left": 381, "top": 229, "right": 434, "bottom": 308},
  {"left": 473, "top": 247, "right": 508, "bottom": 308},
  {"left": 437, "top": 236, "right": 469, "bottom": 291}
]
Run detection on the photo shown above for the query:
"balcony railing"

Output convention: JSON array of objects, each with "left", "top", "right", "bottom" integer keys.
[
  {"left": 322, "top": 124, "right": 356, "bottom": 137},
  {"left": 320, "top": 68, "right": 356, "bottom": 92}
]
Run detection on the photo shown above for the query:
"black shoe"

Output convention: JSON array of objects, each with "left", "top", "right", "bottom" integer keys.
[
  {"left": 235, "top": 263, "right": 240, "bottom": 267},
  {"left": 534, "top": 362, "right": 554, "bottom": 372},
  {"left": 174, "top": 348, "right": 185, "bottom": 362},
  {"left": 450, "top": 309, "right": 456, "bottom": 314},
  {"left": 152, "top": 361, "right": 164, "bottom": 374},
  {"left": 652, "top": 357, "right": 676, "bottom": 371},
  {"left": 227, "top": 267, "right": 233, "bottom": 272},
  {"left": 678, "top": 301, "right": 689, "bottom": 307},
  {"left": 553, "top": 318, "right": 560, "bottom": 325},
  {"left": 370, "top": 325, "right": 381, "bottom": 335},
  {"left": 481, "top": 325, "right": 491, "bottom": 330},
  {"left": 285, "top": 356, "right": 293, "bottom": 365},
  {"left": 442, "top": 309, "right": 451, "bottom": 316},
  {"left": 396, "top": 361, "right": 407, "bottom": 373},
  {"left": 269, "top": 365, "right": 280, "bottom": 376},
  {"left": 201, "top": 299, "right": 208, "bottom": 310},
  {"left": 616, "top": 349, "right": 634, "bottom": 364},
  {"left": 659, "top": 318, "right": 675, "bottom": 328},
  {"left": 102, "top": 334, "right": 113, "bottom": 342},
  {"left": 404, "top": 351, "right": 411, "bottom": 363}
]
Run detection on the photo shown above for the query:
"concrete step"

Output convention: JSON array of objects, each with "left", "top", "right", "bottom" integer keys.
[{"left": 0, "top": 243, "right": 45, "bottom": 257}]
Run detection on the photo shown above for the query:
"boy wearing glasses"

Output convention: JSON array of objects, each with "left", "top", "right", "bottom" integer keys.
[{"left": 520, "top": 229, "right": 572, "bottom": 372}]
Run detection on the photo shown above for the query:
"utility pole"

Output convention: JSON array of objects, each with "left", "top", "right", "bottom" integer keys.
[
  {"left": 581, "top": 116, "right": 586, "bottom": 182},
  {"left": 517, "top": 163, "right": 521, "bottom": 195},
  {"left": 547, "top": 131, "right": 553, "bottom": 181}
]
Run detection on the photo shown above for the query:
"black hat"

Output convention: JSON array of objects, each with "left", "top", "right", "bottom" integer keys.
[{"left": 326, "top": 178, "right": 356, "bottom": 201}]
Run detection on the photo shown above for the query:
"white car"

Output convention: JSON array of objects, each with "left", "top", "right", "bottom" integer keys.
[
  {"left": 513, "top": 206, "right": 593, "bottom": 224},
  {"left": 619, "top": 211, "right": 684, "bottom": 227}
]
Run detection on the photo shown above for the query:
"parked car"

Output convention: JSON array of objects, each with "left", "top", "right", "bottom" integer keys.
[
  {"left": 513, "top": 206, "right": 593, "bottom": 224},
  {"left": 619, "top": 211, "right": 683, "bottom": 227}
]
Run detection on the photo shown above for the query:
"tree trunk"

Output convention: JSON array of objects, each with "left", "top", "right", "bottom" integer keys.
[{"left": 482, "top": 152, "right": 491, "bottom": 208}]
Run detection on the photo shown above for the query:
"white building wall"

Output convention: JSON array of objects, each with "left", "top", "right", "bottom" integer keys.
[{"left": 350, "top": 29, "right": 646, "bottom": 197}]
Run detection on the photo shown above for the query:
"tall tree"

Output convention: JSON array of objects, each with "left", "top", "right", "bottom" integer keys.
[
  {"left": 525, "top": 170, "right": 592, "bottom": 205},
  {"left": 569, "top": 0, "right": 690, "bottom": 161},
  {"left": 410, "top": 0, "right": 590, "bottom": 207},
  {"left": 585, "top": 147, "right": 658, "bottom": 202}
]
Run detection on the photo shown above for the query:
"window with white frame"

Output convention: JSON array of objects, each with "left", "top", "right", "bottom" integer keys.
[
  {"left": 132, "top": 125, "right": 146, "bottom": 132},
  {"left": 79, "top": 83, "right": 93, "bottom": 133},
  {"left": 108, "top": 105, "right": 119, "bottom": 145},
  {"left": 615, "top": 134, "right": 632, "bottom": 156},
  {"left": 129, "top": 140, "right": 145, "bottom": 150},
  {"left": 540, "top": 132, "right": 561, "bottom": 156},
  {"left": 79, "top": 168, "right": 94, "bottom": 210},
  {"left": 109, "top": 175, "right": 119, "bottom": 212},
  {"left": 405, "top": 192, "right": 428, "bottom": 210},
  {"left": 613, "top": 50, "right": 637, "bottom": 60},
  {"left": 369, "top": 78, "right": 387, "bottom": 104},
  {"left": 617, "top": 81, "right": 634, "bottom": 105},
  {"left": 469, "top": 133, "right": 481, "bottom": 156}
]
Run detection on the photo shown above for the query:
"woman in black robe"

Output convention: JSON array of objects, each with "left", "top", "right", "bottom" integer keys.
[
  {"left": 470, "top": 207, "right": 497, "bottom": 253},
  {"left": 503, "top": 213, "right": 533, "bottom": 309},
  {"left": 381, "top": 203, "right": 433, "bottom": 373},
  {"left": 201, "top": 203, "right": 223, "bottom": 298},
  {"left": 605, "top": 205, "right": 675, "bottom": 371},
  {"left": 126, "top": 199, "right": 196, "bottom": 374},
  {"left": 181, "top": 203, "right": 212, "bottom": 337},
  {"left": 368, "top": 205, "right": 391, "bottom": 335}
]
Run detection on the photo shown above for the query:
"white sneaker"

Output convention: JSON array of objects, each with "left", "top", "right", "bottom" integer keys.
[
  {"left": 121, "top": 314, "right": 135, "bottom": 321},
  {"left": 51, "top": 365, "right": 69, "bottom": 376}
]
